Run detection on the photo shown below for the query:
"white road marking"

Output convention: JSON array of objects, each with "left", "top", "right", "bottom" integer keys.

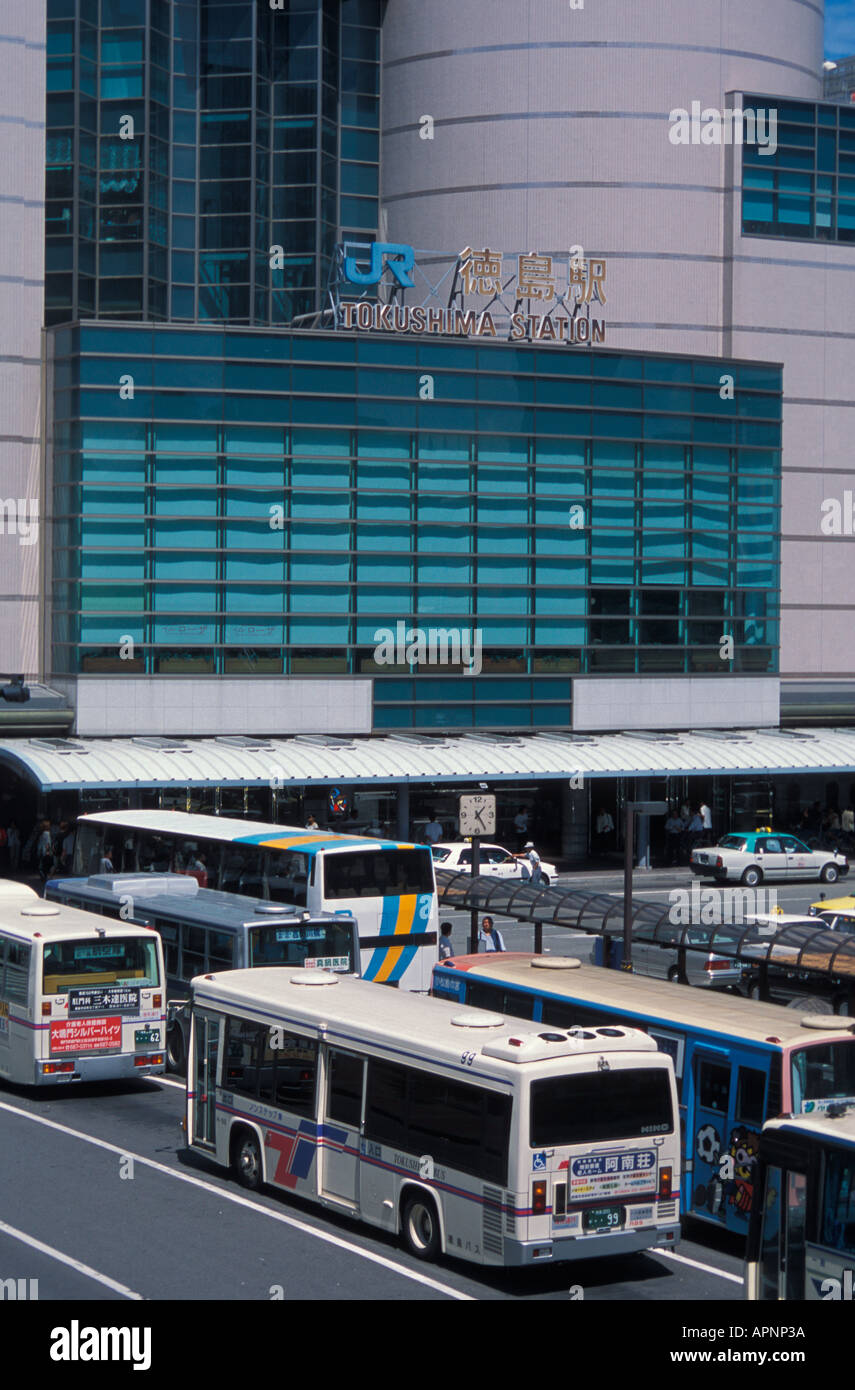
[
  {"left": 0, "top": 1099, "right": 473, "bottom": 1301},
  {"left": 0, "top": 1217, "right": 144, "bottom": 1299},
  {"left": 654, "top": 1246, "right": 743, "bottom": 1285}
]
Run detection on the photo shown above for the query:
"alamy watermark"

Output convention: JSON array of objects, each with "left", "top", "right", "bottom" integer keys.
[
  {"left": 669, "top": 103, "right": 777, "bottom": 156},
  {"left": 0, "top": 499, "right": 38, "bottom": 545},
  {"left": 373, "top": 622, "right": 483, "bottom": 676},
  {"left": 669, "top": 884, "right": 778, "bottom": 926}
]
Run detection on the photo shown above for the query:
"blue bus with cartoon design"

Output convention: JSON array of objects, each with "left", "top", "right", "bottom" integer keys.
[
  {"left": 431, "top": 952, "right": 855, "bottom": 1237},
  {"left": 72, "top": 810, "right": 438, "bottom": 992}
]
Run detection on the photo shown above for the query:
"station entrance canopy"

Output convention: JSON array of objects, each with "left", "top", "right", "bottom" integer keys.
[{"left": 2, "top": 726, "right": 855, "bottom": 792}]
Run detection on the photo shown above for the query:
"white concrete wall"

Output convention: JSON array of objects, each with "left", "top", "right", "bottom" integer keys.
[
  {"left": 572, "top": 676, "right": 780, "bottom": 730},
  {"left": 0, "top": 0, "right": 45, "bottom": 678},
  {"left": 53, "top": 677, "right": 375, "bottom": 737}
]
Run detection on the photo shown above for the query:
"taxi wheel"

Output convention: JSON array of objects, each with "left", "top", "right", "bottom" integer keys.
[
  {"left": 741, "top": 866, "right": 762, "bottom": 887},
  {"left": 667, "top": 966, "right": 686, "bottom": 985},
  {"left": 820, "top": 863, "right": 839, "bottom": 884}
]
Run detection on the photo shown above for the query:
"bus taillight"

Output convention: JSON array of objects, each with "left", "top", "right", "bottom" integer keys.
[
  {"left": 658, "top": 1166, "right": 673, "bottom": 1199},
  {"left": 153, "top": 994, "right": 162, "bottom": 1008},
  {"left": 41, "top": 1061, "right": 74, "bottom": 1075},
  {"left": 134, "top": 1054, "right": 164, "bottom": 1067},
  {"left": 41, "top": 1001, "right": 51, "bottom": 1016},
  {"left": 532, "top": 1180, "right": 547, "bottom": 1214}
]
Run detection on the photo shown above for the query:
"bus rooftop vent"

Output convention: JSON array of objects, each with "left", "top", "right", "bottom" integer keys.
[
  {"left": 450, "top": 1011, "right": 506, "bottom": 1028},
  {"left": 530, "top": 956, "right": 581, "bottom": 970},
  {"left": 21, "top": 905, "right": 60, "bottom": 916},
  {"left": 800, "top": 1016, "right": 855, "bottom": 1031},
  {"left": 289, "top": 971, "right": 338, "bottom": 986}
]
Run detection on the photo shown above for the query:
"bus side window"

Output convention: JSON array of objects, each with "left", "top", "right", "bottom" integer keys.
[
  {"left": 467, "top": 982, "right": 505, "bottom": 1013},
  {"left": 736, "top": 1066, "right": 766, "bottom": 1127},
  {"left": 698, "top": 1060, "right": 730, "bottom": 1113},
  {"left": 155, "top": 919, "right": 179, "bottom": 979},
  {"left": 208, "top": 930, "right": 234, "bottom": 972},
  {"left": 5, "top": 943, "right": 30, "bottom": 1005},
  {"left": 224, "top": 1017, "right": 263, "bottom": 1097},
  {"left": 183, "top": 926, "right": 205, "bottom": 980},
  {"left": 0, "top": 936, "right": 6, "bottom": 996}
]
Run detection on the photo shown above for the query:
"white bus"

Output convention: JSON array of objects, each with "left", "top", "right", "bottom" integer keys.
[
  {"left": 0, "top": 882, "right": 165, "bottom": 1085},
  {"left": 746, "top": 1105, "right": 855, "bottom": 1300},
  {"left": 186, "top": 968, "right": 681, "bottom": 1267},
  {"left": 73, "top": 810, "right": 438, "bottom": 992}
]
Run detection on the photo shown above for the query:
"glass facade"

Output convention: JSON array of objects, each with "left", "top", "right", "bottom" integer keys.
[
  {"left": 48, "top": 324, "right": 782, "bottom": 731},
  {"left": 741, "top": 95, "right": 855, "bottom": 242},
  {"left": 45, "top": 0, "right": 384, "bottom": 326}
]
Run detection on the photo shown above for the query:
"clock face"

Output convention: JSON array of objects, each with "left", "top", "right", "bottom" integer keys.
[{"left": 459, "top": 794, "right": 496, "bottom": 837}]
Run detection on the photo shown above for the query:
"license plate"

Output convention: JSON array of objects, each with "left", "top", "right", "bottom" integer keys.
[
  {"left": 583, "top": 1206, "right": 623, "bottom": 1232},
  {"left": 134, "top": 1028, "right": 160, "bottom": 1046}
]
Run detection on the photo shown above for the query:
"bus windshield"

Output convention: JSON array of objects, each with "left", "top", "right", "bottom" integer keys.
[
  {"left": 247, "top": 920, "right": 355, "bottom": 971},
  {"left": 42, "top": 938, "right": 161, "bottom": 994},
  {"left": 323, "top": 847, "right": 434, "bottom": 899},
  {"left": 530, "top": 1068, "right": 674, "bottom": 1147},
  {"left": 791, "top": 1041, "right": 855, "bottom": 1113}
]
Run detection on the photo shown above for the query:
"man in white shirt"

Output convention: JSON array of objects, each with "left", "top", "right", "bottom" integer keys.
[
  {"left": 518, "top": 841, "right": 543, "bottom": 886},
  {"left": 424, "top": 813, "right": 443, "bottom": 844}
]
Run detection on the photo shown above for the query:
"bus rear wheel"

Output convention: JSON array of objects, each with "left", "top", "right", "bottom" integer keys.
[
  {"left": 166, "top": 1024, "right": 185, "bottom": 1074},
  {"left": 232, "top": 1129, "right": 263, "bottom": 1191},
  {"left": 401, "top": 1191, "right": 441, "bottom": 1262}
]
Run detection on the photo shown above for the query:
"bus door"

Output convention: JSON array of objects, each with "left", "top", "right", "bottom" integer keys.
[
  {"left": 754, "top": 1161, "right": 808, "bottom": 1299},
  {"left": 687, "top": 1047, "right": 733, "bottom": 1224},
  {"left": 191, "top": 1012, "right": 220, "bottom": 1148},
  {"left": 318, "top": 1046, "right": 365, "bottom": 1208}
]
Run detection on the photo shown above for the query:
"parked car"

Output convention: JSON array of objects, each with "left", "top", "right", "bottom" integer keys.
[
  {"left": 739, "top": 912, "right": 855, "bottom": 1014},
  {"left": 690, "top": 831, "right": 849, "bottom": 885},
  {"left": 619, "top": 920, "right": 743, "bottom": 990},
  {"left": 809, "top": 894, "right": 855, "bottom": 917},
  {"left": 430, "top": 841, "right": 556, "bottom": 886}
]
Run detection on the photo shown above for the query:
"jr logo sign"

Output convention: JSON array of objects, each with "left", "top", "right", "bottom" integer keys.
[{"left": 343, "top": 242, "right": 415, "bottom": 288}]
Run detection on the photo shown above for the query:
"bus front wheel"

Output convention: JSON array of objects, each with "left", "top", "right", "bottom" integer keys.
[
  {"left": 232, "top": 1129, "right": 263, "bottom": 1191},
  {"left": 401, "top": 1191, "right": 441, "bottom": 1262}
]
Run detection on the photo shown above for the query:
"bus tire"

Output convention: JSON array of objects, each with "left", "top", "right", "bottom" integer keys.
[
  {"left": 401, "top": 1190, "right": 441, "bottom": 1262},
  {"left": 785, "top": 995, "right": 833, "bottom": 1015},
  {"left": 820, "top": 863, "right": 839, "bottom": 884},
  {"left": 231, "top": 1127, "right": 264, "bottom": 1191},
  {"left": 741, "top": 866, "right": 762, "bottom": 887},
  {"left": 166, "top": 1024, "right": 185, "bottom": 1074}
]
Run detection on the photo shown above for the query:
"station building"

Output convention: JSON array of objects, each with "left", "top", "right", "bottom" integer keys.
[{"left": 0, "top": 0, "right": 854, "bottom": 859}]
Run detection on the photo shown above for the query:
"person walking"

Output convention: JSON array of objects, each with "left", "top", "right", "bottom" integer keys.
[
  {"left": 439, "top": 922, "right": 454, "bottom": 959},
  {"left": 6, "top": 821, "right": 20, "bottom": 873},
  {"left": 699, "top": 802, "right": 712, "bottom": 838},
  {"left": 478, "top": 915, "right": 505, "bottom": 952},
  {"left": 513, "top": 806, "right": 530, "bottom": 851},
  {"left": 424, "top": 812, "right": 443, "bottom": 845},
  {"left": 518, "top": 841, "right": 543, "bottom": 887},
  {"left": 595, "top": 807, "right": 614, "bottom": 854},
  {"left": 36, "top": 820, "right": 54, "bottom": 878}
]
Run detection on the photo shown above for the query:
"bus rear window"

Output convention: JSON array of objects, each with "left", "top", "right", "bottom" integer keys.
[
  {"left": 530, "top": 1068, "right": 673, "bottom": 1147},
  {"left": 41, "top": 938, "right": 161, "bottom": 994},
  {"left": 249, "top": 919, "right": 356, "bottom": 971},
  {"left": 791, "top": 1042, "right": 855, "bottom": 1112},
  {"left": 324, "top": 848, "right": 434, "bottom": 899}
]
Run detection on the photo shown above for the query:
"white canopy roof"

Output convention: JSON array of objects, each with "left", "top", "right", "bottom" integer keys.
[{"left": 1, "top": 727, "right": 854, "bottom": 790}]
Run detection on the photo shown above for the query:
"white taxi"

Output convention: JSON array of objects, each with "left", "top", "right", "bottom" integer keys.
[
  {"left": 691, "top": 831, "right": 849, "bottom": 886},
  {"left": 430, "top": 841, "right": 556, "bottom": 885}
]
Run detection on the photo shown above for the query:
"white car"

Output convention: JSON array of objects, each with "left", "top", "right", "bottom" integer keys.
[
  {"left": 430, "top": 842, "right": 556, "bottom": 886},
  {"left": 690, "top": 831, "right": 849, "bottom": 886}
]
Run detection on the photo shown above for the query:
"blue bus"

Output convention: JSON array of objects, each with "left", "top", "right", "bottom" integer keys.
[{"left": 432, "top": 952, "right": 855, "bottom": 1237}]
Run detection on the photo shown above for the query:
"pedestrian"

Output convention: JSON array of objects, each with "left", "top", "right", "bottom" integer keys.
[
  {"left": 6, "top": 820, "right": 20, "bottom": 873},
  {"left": 98, "top": 845, "right": 115, "bottom": 874},
  {"left": 478, "top": 915, "right": 505, "bottom": 953},
  {"left": 518, "top": 841, "right": 543, "bottom": 887},
  {"left": 424, "top": 811, "right": 443, "bottom": 845},
  {"left": 595, "top": 807, "right": 614, "bottom": 853},
  {"left": 439, "top": 921, "right": 454, "bottom": 959},
  {"left": 59, "top": 820, "right": 74, "bottom": 871},
  {"left": 699, "top": 802, "right": 712, "bottom": 840},
  {"left": 513, "top": 806, "right": 529, "bottom": 851},
  {"left": 37, "top": 819, "right": 54, "bottom": 878},
  {"left": 664, "top": 808, "right": 683, "bottom": 866},
  {"left": 305, "top": 814, "right": 319, "bottom": 830},
  {"left": 842, "top": 805, "right": 854, "bottom": 834}
]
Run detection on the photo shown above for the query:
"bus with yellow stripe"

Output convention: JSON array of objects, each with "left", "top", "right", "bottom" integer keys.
[{"left": 72, "top": 810, "right": 438, "bottom": 992}]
